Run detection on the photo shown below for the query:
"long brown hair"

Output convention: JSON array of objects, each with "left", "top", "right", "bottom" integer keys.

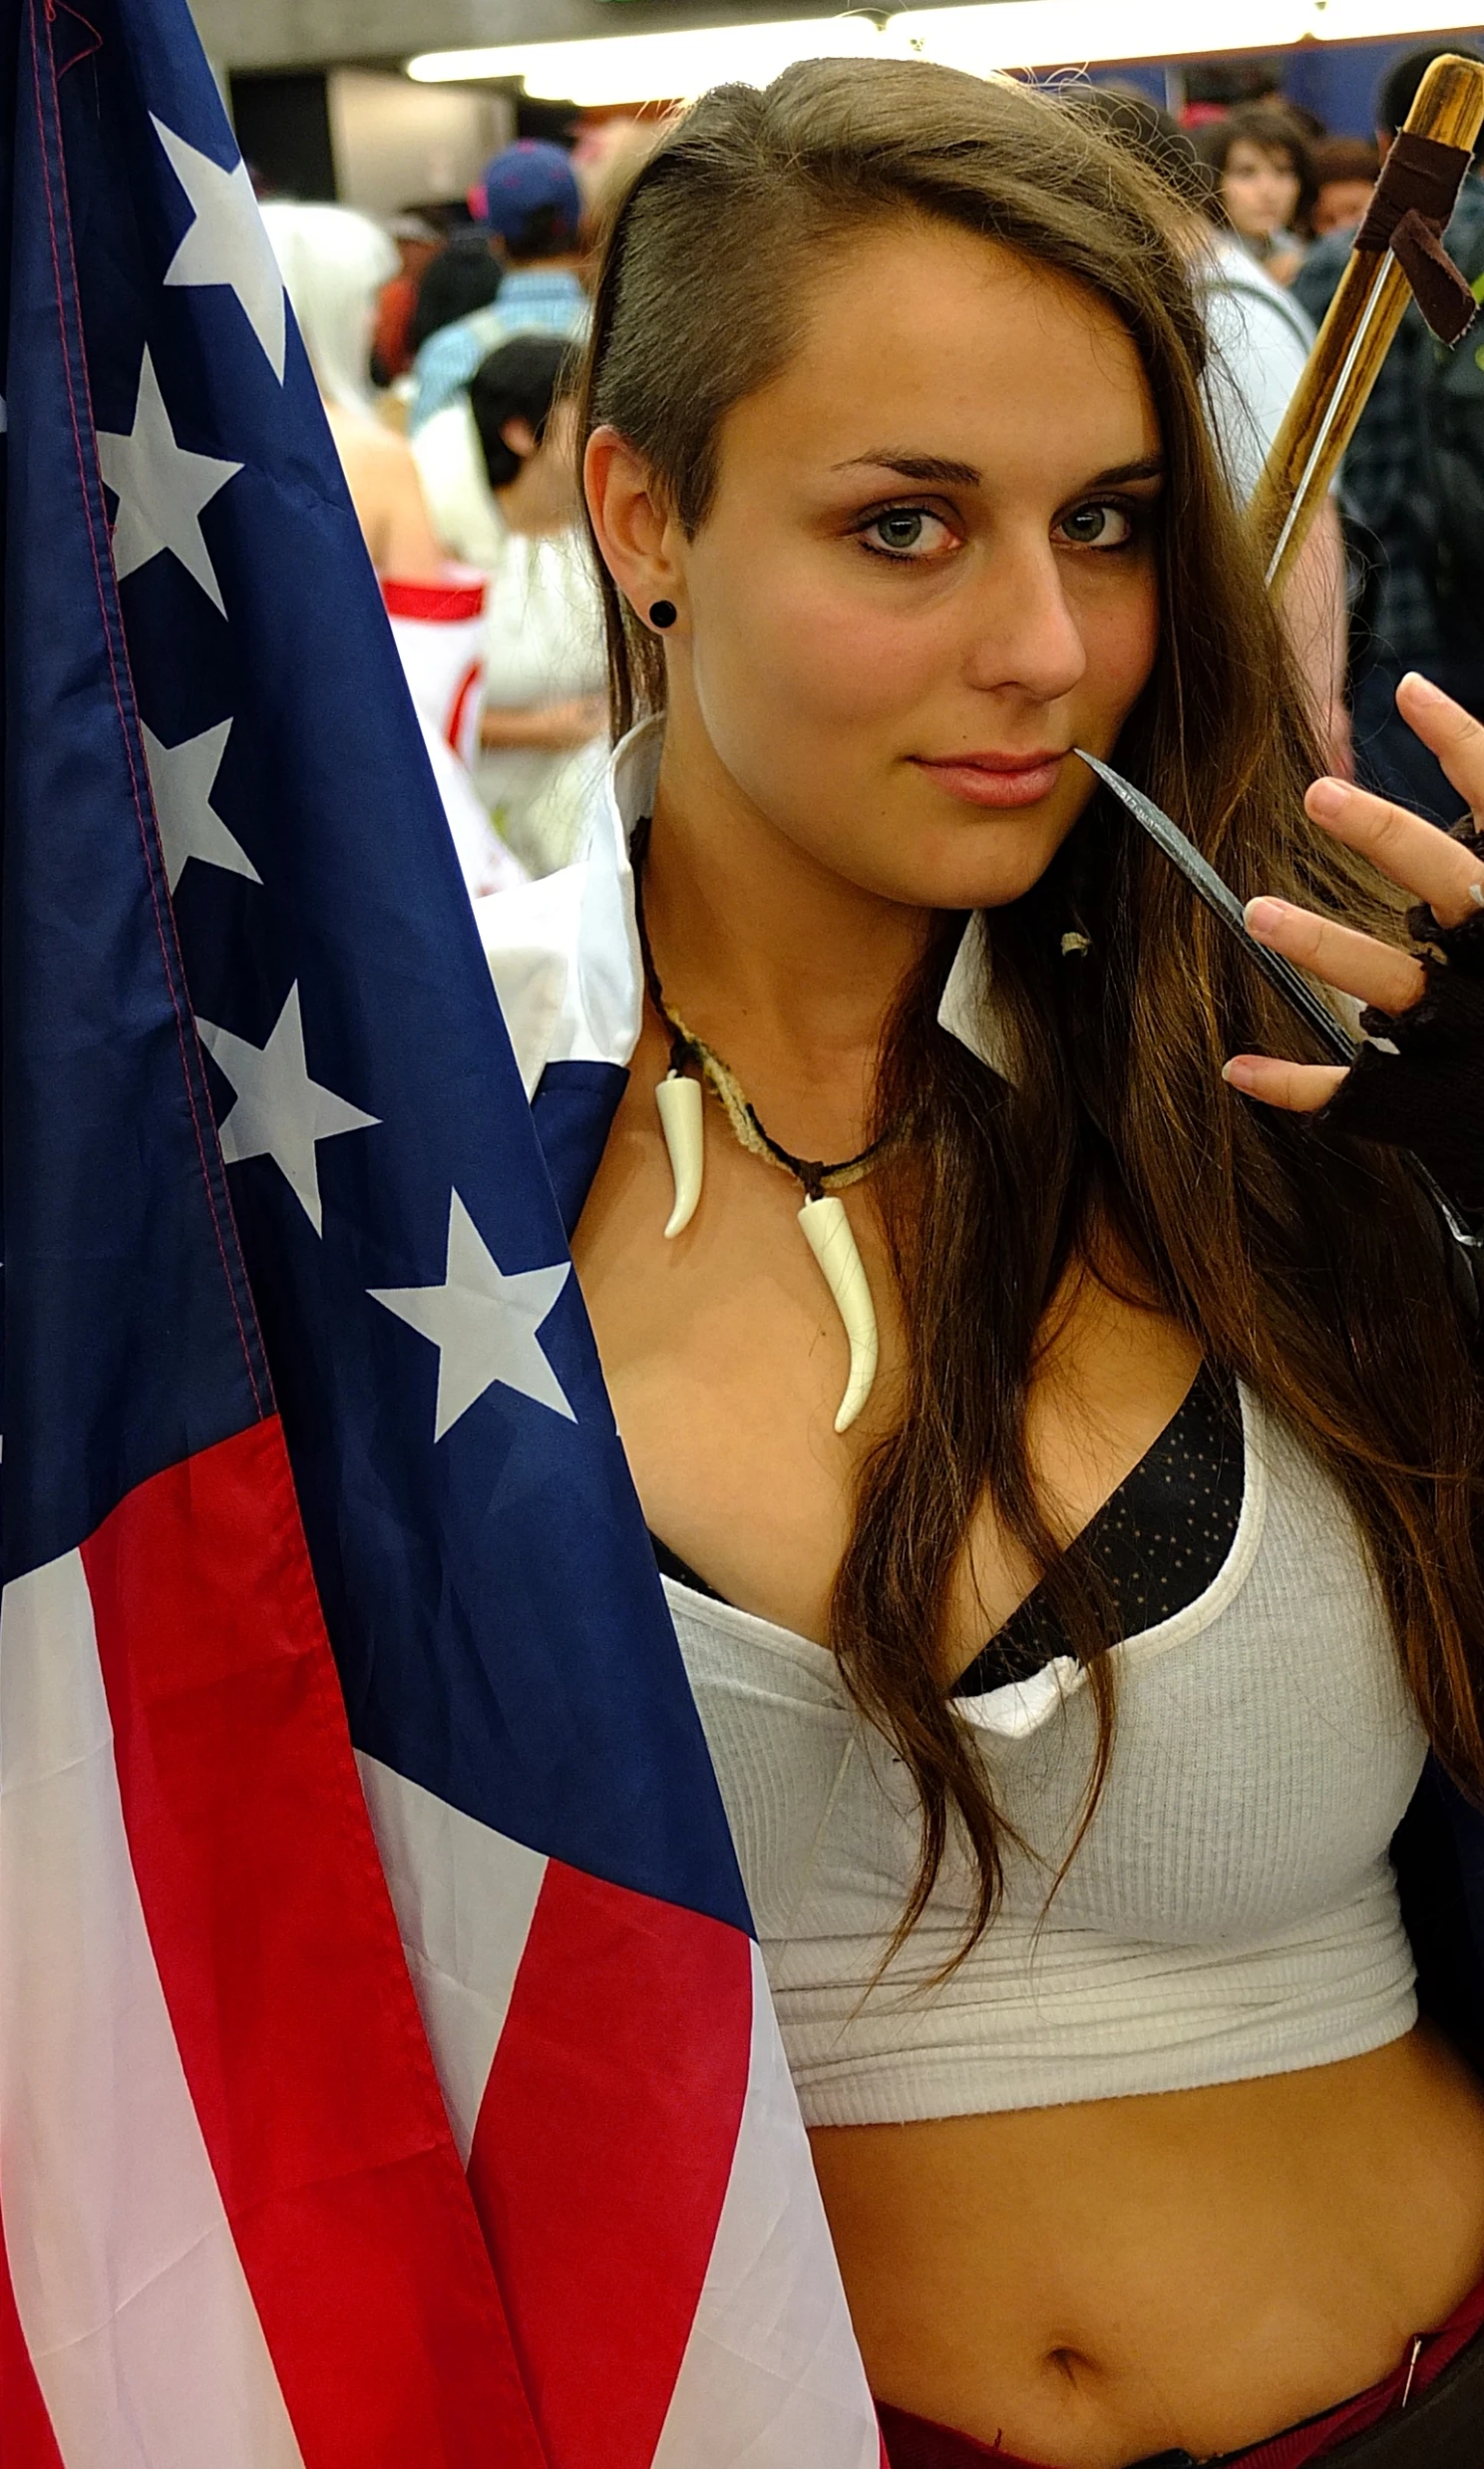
[{"left": 576, "top": 58, "right": 1484, "bottom": 1947}]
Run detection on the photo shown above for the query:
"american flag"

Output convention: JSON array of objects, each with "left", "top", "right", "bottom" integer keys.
[{"left": 0, "top": 0, "right": 883, "bottom": 2461}]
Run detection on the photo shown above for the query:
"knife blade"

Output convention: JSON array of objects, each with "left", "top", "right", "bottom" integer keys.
[{"left": 1074, "top": 748, "right": 1357, "bottom": 1066}]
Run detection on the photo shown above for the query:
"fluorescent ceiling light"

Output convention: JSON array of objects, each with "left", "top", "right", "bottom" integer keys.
[
  {"left": 407, "top": 17, "right": 883, "bottom": 102},
  {"left": 900, "top": 0, "right": 1484, "bottom": 65},
  {"left": 1314, "top": 0, "right": 1484, "bottom": 31},
  {"left": 898, "top": 1, "right": 1304, "bottom": 65},
  {"left": 409, "top": 4, "right": 1484, "bottom": 98}
]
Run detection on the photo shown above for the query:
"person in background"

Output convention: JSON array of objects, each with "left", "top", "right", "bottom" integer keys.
[
  {"left": 405, "top": 226, "right": 505, "bottom": 365},
  {"left": 370, "top": 210, "right": 441, "bottom": 387},
  {"left": 409, "top": 143, "right": 590, "bottom": 435},
  {"left": 261, "top": 202, "right": 524, "bottom": 900},
  {"left": 1199, "top": 105, "right": 1317, "bottom": 285},
  {"left": 1295, "top": 44, "right": 1484, "bottom": 822},
  {"left": 261, "top": 203, "right": 446, "bottom": 581},
  {"left": 1080, "top": 91, "right": 1349, "bottom": 773},
  {"left": 1309, "top": 137, "right": 1380, "bottom": 239},
  {"left": 412, "top": 333, "right": 605, "bottom": 877}
]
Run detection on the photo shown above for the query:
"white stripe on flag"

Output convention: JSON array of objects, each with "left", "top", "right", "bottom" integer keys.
[
  {"left": 0, "top": 1547, "right": 305, "bottom": 2469},
  {"left": 356, "top": 1752, "right": 547, "bottom": 2162},
  {"left": 652, "top": 1941, "right": 884, "bottom": 2469}
]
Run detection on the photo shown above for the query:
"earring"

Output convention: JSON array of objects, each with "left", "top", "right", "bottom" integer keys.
[{"left": 647, "top": 599, "right": 677, "bottom": 629}]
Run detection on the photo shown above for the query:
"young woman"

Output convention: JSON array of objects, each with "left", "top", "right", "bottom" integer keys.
[
  {"left": 412, "top": 334, "right": 606, "bottom": 876},
  {"left": 477, "top": 59, "right": 1484, "bottom": 2469},
  {"left": 1198, "top": 105, "right": 1316, "bottom": 284}
]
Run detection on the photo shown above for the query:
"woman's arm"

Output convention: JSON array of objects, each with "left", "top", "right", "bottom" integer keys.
[
  {"left": 325, "top": 407, "right": 448, "bottom": 587},
  {"left": 478, "top": 696, "right": 607, "bottom": 754}
]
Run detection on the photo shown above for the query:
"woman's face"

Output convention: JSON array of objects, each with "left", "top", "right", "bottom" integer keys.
[
  {"left": 625, "top": 219, "right": 1164, "bottom": 914},
  {"left": 1222, "top": 138, "right": 1301, "bottom": 240}
]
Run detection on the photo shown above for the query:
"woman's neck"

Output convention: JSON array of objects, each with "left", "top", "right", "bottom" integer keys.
[{"left": 642, "top": 719, "right": 931, "bottom": 1158}]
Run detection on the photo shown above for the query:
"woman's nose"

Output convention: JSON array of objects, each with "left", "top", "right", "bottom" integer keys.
[{"left": 960, "top": 541, "right": 1088, "bottom": 705}]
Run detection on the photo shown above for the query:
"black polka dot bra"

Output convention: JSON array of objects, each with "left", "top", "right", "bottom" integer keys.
[{"left": 650, "top": 1364, "right": 1246, "bottom": 1696}]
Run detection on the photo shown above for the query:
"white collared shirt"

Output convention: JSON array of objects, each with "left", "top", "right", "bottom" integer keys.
[{"left": 472, "top": 720, "right": 1009, "bottom": 1107}]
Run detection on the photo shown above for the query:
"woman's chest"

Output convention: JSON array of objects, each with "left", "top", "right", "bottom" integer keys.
[
  {"left": 573, "top": 1066, "right": 1209, "bottom": 1664},
  {"left": 672, "top": 1419, "right": 1427, "bottom": 1952}
]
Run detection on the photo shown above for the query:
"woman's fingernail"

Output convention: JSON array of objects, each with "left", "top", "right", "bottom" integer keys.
[
  {"left": 1222, "top": 1058, "right": 1258, "bottom": 1090},
  {"left": 1244, "top": 897, "right": 1288, "bottom": 935},
  {"left": 1307, "top": 777, "right": 1347, "bottom": 818},
  {"left": 1402, "top": 670, "right": 1445, "bottom": 704}
]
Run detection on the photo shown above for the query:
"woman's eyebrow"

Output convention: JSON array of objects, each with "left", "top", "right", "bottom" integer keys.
[
  {"left": 832, "top": 450, "right": 1167, "bottom": 489},
  {"left": 833, "top": 451, "right": 982, "bottom": 486},
  {"left": 1088, "top": 455, "right": 1166, "bottom": 487}
]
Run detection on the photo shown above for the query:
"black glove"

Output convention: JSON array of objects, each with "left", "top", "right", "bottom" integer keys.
[{"left": 1318, "top": 825, "right": 1484, "bottom": 1214}]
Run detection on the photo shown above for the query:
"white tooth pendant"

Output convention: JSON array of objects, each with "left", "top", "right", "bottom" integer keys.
[
  {"left": 655, "top": 1071, "right": 704, "bottom": 1238},
  {"left": 798, "top": 1192, "right": 879, "bottom": 1435}
]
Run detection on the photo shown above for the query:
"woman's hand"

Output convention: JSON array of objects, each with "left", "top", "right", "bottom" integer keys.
[{"left": 1222, "top": 672, "right": 1484, "bottom": 1115}]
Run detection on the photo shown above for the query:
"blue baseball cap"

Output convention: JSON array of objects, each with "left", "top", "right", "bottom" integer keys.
[{"left": 471, "top": 141, "right": 581, "bottom": 249}]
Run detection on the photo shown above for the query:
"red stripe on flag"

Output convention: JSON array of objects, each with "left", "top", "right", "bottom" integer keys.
[
  {"left": 0, "top": 2201, "right": 66, "bottom": 2469},
  {"left": 81, "top": 1419, "right": 547, "bottom": 2469},
  {"left": 470, "top": 1860, "right": 752, "bottom": 2469}
]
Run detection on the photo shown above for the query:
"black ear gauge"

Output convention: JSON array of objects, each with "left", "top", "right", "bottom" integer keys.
[{"left": 647, "top": 599, "right": 677, "bottom": 629}]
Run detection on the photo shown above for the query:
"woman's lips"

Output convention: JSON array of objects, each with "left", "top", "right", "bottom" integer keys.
[{"left": 912, "top": 751, "right": 1065, "bottom": 808}]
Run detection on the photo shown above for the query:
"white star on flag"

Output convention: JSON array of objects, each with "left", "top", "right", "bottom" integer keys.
[
  {"left": 370, "top": 1191, "right": 575, "bottom": 1440},
  {"left": 143, "top": 718, "right": 260, "bottom": 893},
  {"left": 197, "top": 984, "right": 378, "bottom": 1235},
  {"left": 153, "top": 117, "right": 287, "bottom": 381},
  {"left": 97, "top": 347, "right": 240, "bottom": 614}
]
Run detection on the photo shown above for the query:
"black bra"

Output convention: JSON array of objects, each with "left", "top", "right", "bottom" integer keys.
[{"left": 649, "top": 1365, "right": 1245, "bottom": 1697}]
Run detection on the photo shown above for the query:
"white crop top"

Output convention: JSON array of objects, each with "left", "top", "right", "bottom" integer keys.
[{"left": 666, "top": 1390, "right": 1429, "bottom": 2127}]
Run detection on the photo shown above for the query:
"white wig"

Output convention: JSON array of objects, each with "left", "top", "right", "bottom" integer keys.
[{"left": 259, "top": 202, "right": 398, "bottom": 414}]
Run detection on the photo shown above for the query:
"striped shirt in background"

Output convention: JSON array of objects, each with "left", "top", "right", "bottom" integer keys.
[{"left": 410, "top": 267, "right": 591, "bottom": 432}]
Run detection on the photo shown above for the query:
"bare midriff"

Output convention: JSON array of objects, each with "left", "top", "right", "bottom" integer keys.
[{"left": 810, "top": 2024, "right": 1484, "bottom": 2468}]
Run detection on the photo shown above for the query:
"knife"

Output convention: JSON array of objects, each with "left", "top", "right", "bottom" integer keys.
[
  {"left": 1075, "top": 748, "right": 1357, "bottom": 1065},
  {"left": 1074, "top": 748, "right": 1480, "bottom": 1251}
]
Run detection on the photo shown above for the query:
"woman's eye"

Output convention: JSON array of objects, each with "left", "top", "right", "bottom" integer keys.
[
  {"left": 1055, "top": 501, "right": 1135, "bottom": 551},
  {"left": 860, "top": 507, "right": 955, "bottom": 560}
]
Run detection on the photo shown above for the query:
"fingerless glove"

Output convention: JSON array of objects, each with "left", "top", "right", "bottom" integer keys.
[{"left": 1317, "top": 828, "right": 1484, "bottom": 1213}]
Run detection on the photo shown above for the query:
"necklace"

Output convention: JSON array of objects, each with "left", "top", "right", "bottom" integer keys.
[{"left": 630, "top": 815, "right": 892, "bottom": 1434}]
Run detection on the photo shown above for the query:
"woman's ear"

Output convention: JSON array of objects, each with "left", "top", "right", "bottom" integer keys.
[{"left": 584, "top": 424, "right": 683, "bottom": 624}]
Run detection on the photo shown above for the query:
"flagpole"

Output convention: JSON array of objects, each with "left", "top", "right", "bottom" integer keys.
[{"left": 1249, "top": 51, "right": 1484, "bottom": 603}]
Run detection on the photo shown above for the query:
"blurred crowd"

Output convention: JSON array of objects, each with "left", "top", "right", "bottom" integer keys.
[
  {"left": 259, "top": 120, "right": 658, "bottom": 894},
  {"left": 256, "top": 41, "right": 1484, "bottom": 900}
]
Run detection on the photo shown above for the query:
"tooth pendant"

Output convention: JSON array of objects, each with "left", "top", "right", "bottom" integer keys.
[
  {"left": 798, "top": 1193, "right": 880, "bottom": 1434},
  {"left": 653, "top": 1073, "right": 879, "bottom": 1433},
  {"left": 656, "top": 1072, "right": 704, "bottom": 1237}
]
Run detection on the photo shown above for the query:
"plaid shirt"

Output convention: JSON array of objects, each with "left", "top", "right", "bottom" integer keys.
[
  {"left": 1294, "top": 180, "right": 1484, "bottom": 668},
  {"left": 409, "top": 268, "right": 590, "bottom": 434}
]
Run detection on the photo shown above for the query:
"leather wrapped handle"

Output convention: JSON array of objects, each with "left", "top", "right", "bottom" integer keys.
[{"left": 1353, "top": 129, "right": 1477, "bottom": 346}]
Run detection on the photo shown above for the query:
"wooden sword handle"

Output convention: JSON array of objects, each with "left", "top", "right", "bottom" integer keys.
[{"left": 1249, "top": 52, "right": 1484, "bottom": 599}]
